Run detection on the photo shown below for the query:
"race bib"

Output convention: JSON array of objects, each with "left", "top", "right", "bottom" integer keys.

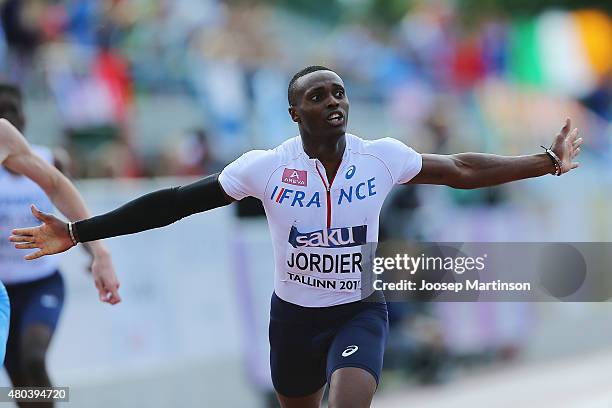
[{"left": 283, "top": 225, "right": 367, "bottom": 293}]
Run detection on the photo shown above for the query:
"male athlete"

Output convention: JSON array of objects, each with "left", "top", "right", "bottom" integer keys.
[
  {"left": 9, "top": 66, "right": 581, "bottom": 408},
  {"left": 0, "top": 84, "right": 121, "bottom": 405}
]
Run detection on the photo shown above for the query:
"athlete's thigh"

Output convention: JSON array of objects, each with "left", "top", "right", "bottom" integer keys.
[
  {"left": 18, "top": 272, "right": 65, "bottom": 354},
  {"left": 328, "top": 367, "right": 376, "bottom": 408},
  {"left": 275, "top": 386, "right": 325, "bottom": 408},
  {"left": 269, "top": 316, "right": 327, "bottom": 399},
  {"left": 326, "top": 303, "right": 388, "bottom": 389},
  {"left": 4, "top": 283, "right": 23, "bottom": 380},
  {"left": 269, "top": 294, "right": 329, "bottom": 399}
]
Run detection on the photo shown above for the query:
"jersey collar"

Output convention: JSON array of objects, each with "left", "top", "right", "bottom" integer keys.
[{"left": 297, "top": 134, "right": 353, "bottom": 170}]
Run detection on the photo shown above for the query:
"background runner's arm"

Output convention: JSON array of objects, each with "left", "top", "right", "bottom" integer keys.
[
  {"left": 0, "top": 119, "right": 110, "bottom": 258},
  {"left": 1, "top": 118, "right": 121, "bottom": 304},
  {"left": 74, "top": 174, "right": 233, "bottom": 243}
]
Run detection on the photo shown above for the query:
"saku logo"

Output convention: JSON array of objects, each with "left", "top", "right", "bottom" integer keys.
[{"left": 288, "top": 225, "right": 367, "bottom": 248}]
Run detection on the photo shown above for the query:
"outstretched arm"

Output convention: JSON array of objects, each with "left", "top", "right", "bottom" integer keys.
[
  {"left": 72, "top": 174, "right": 232, "bottom": 242},
  {"left": 10, "top": 173, "right": 232, "bottom": 258},
  {"left": 0, "top": 118, "right": 121, "bottom": 304},
  {"left": 409, "top": 118, "right": 582, "bottom": 188}
]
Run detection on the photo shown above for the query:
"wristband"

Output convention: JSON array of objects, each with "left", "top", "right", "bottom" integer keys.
[
  {"left": 541, "top": 145, "right": 561, "bottom": 176},
  {"left": 67, "top": 222, "right": 78, "bottom": 246}
]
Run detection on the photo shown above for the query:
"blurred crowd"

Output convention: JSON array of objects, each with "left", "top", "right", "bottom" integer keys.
[{"left": 0, "top": 0, "right": 609, "bottom": 179}]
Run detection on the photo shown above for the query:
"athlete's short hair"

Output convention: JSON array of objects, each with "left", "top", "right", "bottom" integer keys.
[
  {"left": 288, "top": 65, "right": 337, "bottom": 105},
  {"left": 0, "top": 83, "right": 22, "bottom": 101}
]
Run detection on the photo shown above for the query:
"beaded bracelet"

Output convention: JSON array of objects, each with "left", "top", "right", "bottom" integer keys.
[
  {"left": 67, "top": 222, "right": 78, "bottom": 245},
  {"left": 541, "top": 145, "right": 562, "bottom": 176}
]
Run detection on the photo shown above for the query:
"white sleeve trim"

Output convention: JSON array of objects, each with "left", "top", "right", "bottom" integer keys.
[
  {"left": 218, "top": 170, "right": 247, "bottom": 201},
  {"left": 396, "top": 150, "right": 423, "bottom": 184}
]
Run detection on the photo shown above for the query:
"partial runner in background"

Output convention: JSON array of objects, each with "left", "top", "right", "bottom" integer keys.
[
  {"left": 0, "top": 84, "right": 121, "bottom": 407},
  {"left": 0, "top": 281, "right": 8, "bottom": 365}
]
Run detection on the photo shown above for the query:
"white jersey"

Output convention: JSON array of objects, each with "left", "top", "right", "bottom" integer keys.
[
  {"left": 219, "top": 134, "right": 422, "bottom": 307},
  {"left": 0, "top": 146, "right": 59, "bottom": 284}
]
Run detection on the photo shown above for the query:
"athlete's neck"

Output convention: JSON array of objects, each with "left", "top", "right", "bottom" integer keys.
[{"left": 301, "top": 133, "right": 346, "bottom": 176}]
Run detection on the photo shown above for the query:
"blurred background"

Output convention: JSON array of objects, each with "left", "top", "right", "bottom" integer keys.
[{"left": 1, "top": 0, "right": 611, "bottom": 406}]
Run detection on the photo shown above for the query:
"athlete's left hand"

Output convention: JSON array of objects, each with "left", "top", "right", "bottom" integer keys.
[
  {"left": 90, "top": 251, "right": 122, "bottom": 305},
  {"left": 550, "top": 118, "right": 583, "bottom": 174}
]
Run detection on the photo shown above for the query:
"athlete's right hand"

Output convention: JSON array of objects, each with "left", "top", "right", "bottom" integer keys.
[{"left": 9, "top": 205, "right": 75, "bottom": 260}]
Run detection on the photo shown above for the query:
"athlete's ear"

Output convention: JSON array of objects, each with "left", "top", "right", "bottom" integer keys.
[{"left": 288, "top": 106, "right": 300, "bottom": 123}]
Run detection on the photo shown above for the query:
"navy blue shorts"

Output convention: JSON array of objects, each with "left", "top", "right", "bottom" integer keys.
[
  {"left": 269, "top": 292, "right": 389, "bottom": 397},
  {"left": 4, "top": 271, "right": 65, "bottom": 375}
]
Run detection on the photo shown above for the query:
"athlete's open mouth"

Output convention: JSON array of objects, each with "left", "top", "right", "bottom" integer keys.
[{"left": 326, "top": 111, "right": 345, "bottom": 126}]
